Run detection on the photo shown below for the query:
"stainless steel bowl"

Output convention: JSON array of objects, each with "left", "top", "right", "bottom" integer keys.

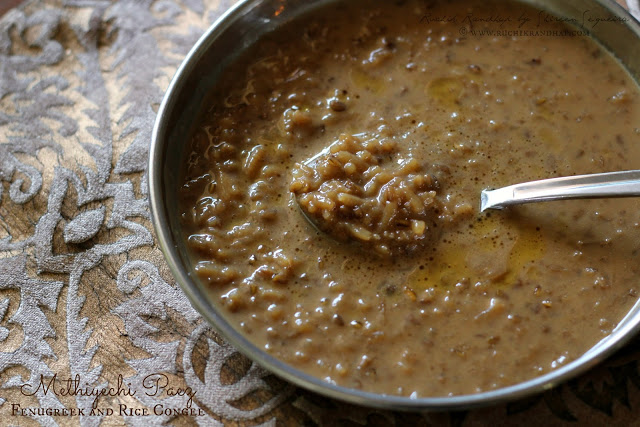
[{"left": 149, "top": 0, "right": 640, "bottom": 411}]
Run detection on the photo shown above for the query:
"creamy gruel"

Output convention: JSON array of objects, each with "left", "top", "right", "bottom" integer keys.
[{"left": 178, "top": 0, "right": 640, "bottom": 396}]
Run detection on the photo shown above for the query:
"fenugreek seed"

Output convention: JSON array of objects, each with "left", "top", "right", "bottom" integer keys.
[
  {"left": 404, "top": 287, "right": 417, "bottom": 301},
  {"left": 329, "top": 99, "right": 347, "bottom": 112}
]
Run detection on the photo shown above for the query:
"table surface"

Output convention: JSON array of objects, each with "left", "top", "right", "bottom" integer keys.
[{"left": 1, "top": 0, "right": 640, "bottom": 425}]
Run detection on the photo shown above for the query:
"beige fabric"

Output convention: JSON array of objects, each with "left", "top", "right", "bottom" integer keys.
[{"left": 0, "top": 0, "right": 639, "bottom": 425}]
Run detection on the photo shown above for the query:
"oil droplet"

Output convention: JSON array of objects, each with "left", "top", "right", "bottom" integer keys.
[
  {"left": 350, "top": 68, "right": 386, "bottom": 94},
  {"left": 408, "top": 214, "right": 545, "bottom": 290},
  {"left": 426, "top": 77, "right": 463, "bottom": 108}
]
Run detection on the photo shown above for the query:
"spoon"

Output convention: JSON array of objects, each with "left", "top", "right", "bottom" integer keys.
[{"left": 480, "top": 170, "right": 640, "bottom": 212}]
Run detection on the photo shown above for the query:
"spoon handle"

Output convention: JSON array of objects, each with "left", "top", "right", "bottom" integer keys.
[{"left": 480, "top": 170, "right": 640, "bottom": 212}]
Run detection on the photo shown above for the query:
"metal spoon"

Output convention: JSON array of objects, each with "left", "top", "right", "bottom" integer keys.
[{"left": 480, "top": 170, "right": 640, "bottom": 212}]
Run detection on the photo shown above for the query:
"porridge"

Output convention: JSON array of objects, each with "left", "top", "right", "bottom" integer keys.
[{"left": 178, "top": 0, "right": 640, "bottom": 397}]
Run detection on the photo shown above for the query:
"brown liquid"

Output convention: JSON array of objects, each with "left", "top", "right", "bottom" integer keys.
[{"left": 179, "top": 0, "right": 640, "bottom": 397}]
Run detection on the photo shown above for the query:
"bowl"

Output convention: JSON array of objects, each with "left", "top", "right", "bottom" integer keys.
[{"left": 149, "top": 0, "right": 640, "bottom": 411}]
